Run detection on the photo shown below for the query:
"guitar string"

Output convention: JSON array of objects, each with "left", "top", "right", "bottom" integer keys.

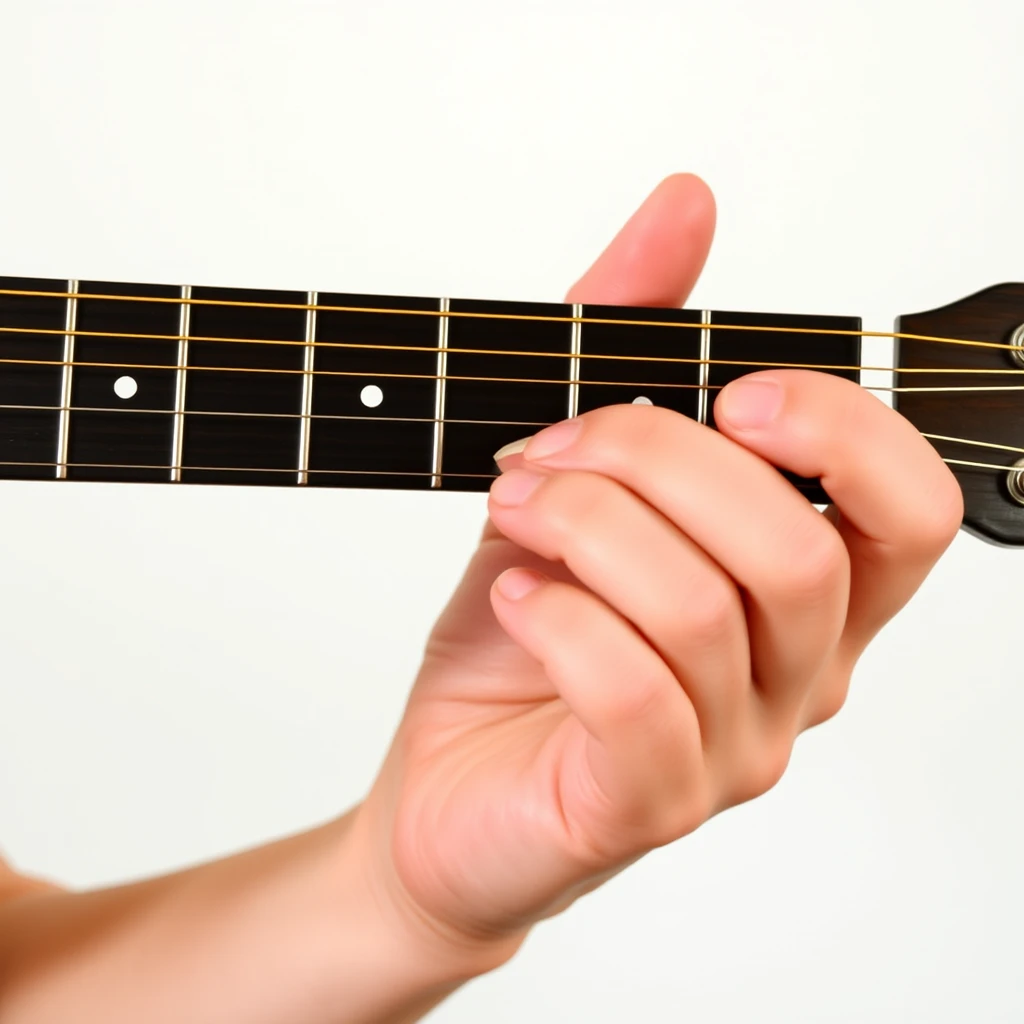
[
  {"left": 0, "top": 400, "right": 1017, "bottom": 473},
  {"left": 942, "top": 458, "right": 1024, "bottom": 472},
  {"left": 2, "top": 352, "right": 1024, "bottom": 394},
  {"left": 0, "top": 402, "right": 555, "bottom": 428},
  {"left": 0, "top": 459, "right": 496, "bottom": 479},
  {"left": 1, "top": 291, "right": 1022, "bottom": 477},
  {"left": 2, "top": 323, "right": 1024, "bottom": 377},
  {"left": 0, "top": 456, "right": 1013, "bottom": 476},
  {"left": 1, "top": 285, "right": 1022, "bottom": 354}
]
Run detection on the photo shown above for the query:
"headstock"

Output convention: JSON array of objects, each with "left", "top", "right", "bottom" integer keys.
[{"left": 896, "top": 283, "right": 1024, "bottom": 546}]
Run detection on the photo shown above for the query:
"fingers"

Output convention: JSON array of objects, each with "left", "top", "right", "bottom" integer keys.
[
  {"left": 488, "top": 468, "right": 750, "bottom": 754},
  {"left": 713, "top": 370, "right": 963, "bottom": 654},
  {"left": 481, "top": 173, "right": 715, "bottom": 546},
  {"left": 565, "top": 173, "right": 716, "bottom": 307},
  {"left": 489, "top": 569, "right": 706, "bottom": 855},
  {"left": 504, "top": 407, "right": 850, "bottom": 713}
]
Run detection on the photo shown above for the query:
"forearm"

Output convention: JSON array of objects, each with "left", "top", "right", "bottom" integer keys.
[{"left": 0, "top": 810, "right": 489, "bottom": 1024}]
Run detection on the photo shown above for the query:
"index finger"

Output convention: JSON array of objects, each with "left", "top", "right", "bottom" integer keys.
[{"left": 490, "top": 174, "right": 714, "bottom": 488}]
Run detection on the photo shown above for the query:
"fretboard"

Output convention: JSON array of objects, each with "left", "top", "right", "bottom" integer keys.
[{"left": 0, "top": 277, "right": 861, "bottom": 502}]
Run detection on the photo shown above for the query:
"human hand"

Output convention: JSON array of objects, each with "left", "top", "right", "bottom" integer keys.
[{"left": 350, "top": 174, "right": 963, "bottom": 975}]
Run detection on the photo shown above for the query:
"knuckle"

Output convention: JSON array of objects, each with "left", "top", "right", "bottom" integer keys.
[
  {"left": 803, "top": 661, "right": 855, "bottom": 729},
  {"left": 534, "top": 578, "right": 586, "bottom": 635},
  {"left": 739, "top": 739, "right": 793, "bottom": 803},
  {"left": 774, "top": 520, "right": 848, "bottom": 603},
  {"left": 910, "top": 472, "right": 964, "bottom": 555},
  {"left": 536, "top": 471, "right": 617, "bottom": 545},
  {"left": 600, "top": 670, "right": 667, "bottom": 726},
  {"left": 531, "top": 588, "right": 600, "bottom": 680},
  {"left": 582, "top": 403, "right": 678, "bottom": 472},
  {"left": 806, "top": 677, "right": 851, "bottom": 728},
  {"left": 654, "top": 786, "right": 714, "bottom": 847},
  {"left": 679, "top": 579, "right": 740, "bottom": 649},
  {"left": 615, "top": 740, "right": 714, "bottom": 849}
]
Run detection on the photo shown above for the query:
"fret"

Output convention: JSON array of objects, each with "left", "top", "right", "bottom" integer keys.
[
  {"left": 577, "top": 304, "right": 702, "bottom": 418},
  {"left": 705, "top": 310, "right": 861, "bottom": 422},
  {"left": 568, "top": 302, "right": 582, "bottom": 419},
  {"left": 296, "top": 291, "right": 318, "bottom": 485},
  {"left": 55, "top": 280, "right": 78, "bottom": 478},
  {"left": 66, "top": 280, "right": 181, "bottom": 482},
  {"left": 182, "top": 286, "right": 307, "bottom": 485},
  {"left": 706, "top": 310, "right": 862, "bottom": 503},
  {"left": 441, "top": 298, "right": 573, "bottom": 491},
  {"left": 697, "top": 309, "right": 712, "bottom": 425},
  {"left": 431, "top": 297, "right": 449, "bottom": 488},
  {"left": 0, "top": 276, "right": 67, "bottom": 479},
  {"left": 171, "top": 285, "right": 192, "bottom": 482},
  {"left": 307, "top": 293, "right": 437, "bottom": 489}
]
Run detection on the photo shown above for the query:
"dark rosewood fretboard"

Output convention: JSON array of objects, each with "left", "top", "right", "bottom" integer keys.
[{"left": 0, "top": 277, "right": 861, "bottom": 502}]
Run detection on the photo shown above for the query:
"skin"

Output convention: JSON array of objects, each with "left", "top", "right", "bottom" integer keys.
[{"left": 0, "top": 174, "right": 963, "bottom": 1022}]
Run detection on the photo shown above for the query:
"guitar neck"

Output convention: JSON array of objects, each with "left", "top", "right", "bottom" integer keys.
[{"left": 0, "top": 277, "right": 862, "bottom": 500}]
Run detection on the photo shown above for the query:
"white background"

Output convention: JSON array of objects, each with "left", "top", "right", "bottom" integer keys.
[{"left": 1, "top": 1, "right": 1022, "bottom": 1020}]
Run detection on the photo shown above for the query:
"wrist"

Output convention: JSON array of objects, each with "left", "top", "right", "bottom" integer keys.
[{"left": 336, "top": 802, "right": 526, "bottom": 996}]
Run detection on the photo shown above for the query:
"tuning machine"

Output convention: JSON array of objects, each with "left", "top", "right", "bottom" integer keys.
[{"left": 1011, "top": 324, "right": 1024, "bottom": 369}]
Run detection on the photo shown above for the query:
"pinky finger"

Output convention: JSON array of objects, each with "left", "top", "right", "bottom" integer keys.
[{"left": 490, "top": 569, "right": 706, "bottom": 851}]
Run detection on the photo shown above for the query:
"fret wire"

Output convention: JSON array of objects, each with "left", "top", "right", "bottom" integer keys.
[
  {"left": 297, "top": 290, "right": 318, "bottom": 485},
  {"left": 431, "top": 297, "right": 449, "bottom": 489},
  {"left": 1, "top": 286, "right": 1019, "bottom": 354},
  {"left": 697, "top": 310, "right": 711, "bottom": 425},
  {"left": 0, "top": 354, "right": 1020, "bottom": 393},
  {"left": 171, "top": 284, "right": 192, "bottom": 482},
  {"left": 568, "top": 302, "right": 582, "bottom": 419},
  {"left": 55, "top": 280, "right": 79, "bottom": 479}
]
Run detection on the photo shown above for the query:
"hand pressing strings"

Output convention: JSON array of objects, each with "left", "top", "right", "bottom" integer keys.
[{"left": 350, "top": 174, "right": 962, "bottom": 956}]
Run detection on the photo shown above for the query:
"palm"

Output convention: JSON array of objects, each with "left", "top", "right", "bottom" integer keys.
[{"left": 392, "top": 524, "right": 618, "bottom": 934}]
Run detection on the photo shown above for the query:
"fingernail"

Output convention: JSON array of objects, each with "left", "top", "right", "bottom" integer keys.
[
  {"left": 493, "top": 436, "right": 530, "bottom": 463},
  {"left": 489, "top": 468, "right": 545, "bottom": 508},
  {"left": 524, "top": 417, "right": 583, "bottom": 461},
  {"left": 495, "top": 568, "right": 545, "bottom": 601},
  {"left": 717, "top": 378, "right": 783, "bottom": 428}
]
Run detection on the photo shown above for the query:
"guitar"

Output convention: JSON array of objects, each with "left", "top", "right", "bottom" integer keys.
[{"left": 1, "top": 277, "right": 1022, "bottom": 546}]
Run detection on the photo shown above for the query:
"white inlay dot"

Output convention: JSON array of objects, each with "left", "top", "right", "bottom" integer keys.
[
  {"left": 360, "top": 384, "right": 384, "bottom": 408},
  {"left": 114, "top": 375, "right": 138, "bottom": 400},
  {"left": 632, "top": 395, "right": 654, "bottom": 406}
]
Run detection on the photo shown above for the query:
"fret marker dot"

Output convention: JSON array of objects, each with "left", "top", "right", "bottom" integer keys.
[
  {"left": 360, "top": 384, "right": 384, "bottom": 408},
  {"left": 114, "top": 375, "right": 138, "bottom": 400},
  {"left": 632, "top": 395, "right": 653, "bottom": 406}
]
